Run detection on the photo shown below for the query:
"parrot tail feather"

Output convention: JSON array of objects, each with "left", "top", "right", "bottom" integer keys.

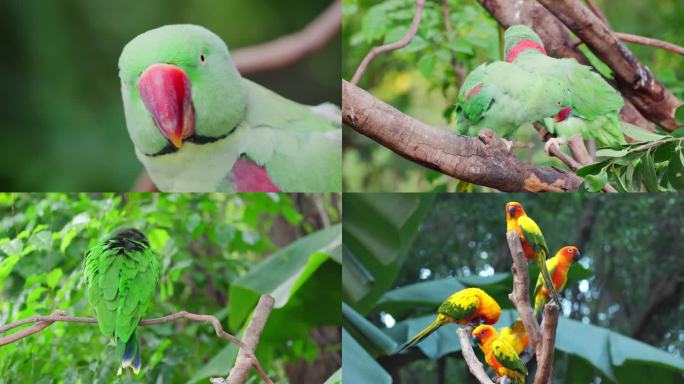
[
  {"left": 119, "top": 330, "right": 141, "bottom": 375},
  {"left": 533, "top": 294, "right": 545, "bottom": 322},
  {"left": 538, "top": 259, "right": 561, "bottom": 307},
  {"left": 396, "top": 314, "right": 449, "bottom": 353}
]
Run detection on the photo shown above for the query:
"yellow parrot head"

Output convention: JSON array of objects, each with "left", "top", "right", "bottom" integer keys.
[
  {"left": 505, "top": 201, "right": 526, "bottom": 221},
  {"left": 472, "top": 324, "right": 498, "bottom": 346}
]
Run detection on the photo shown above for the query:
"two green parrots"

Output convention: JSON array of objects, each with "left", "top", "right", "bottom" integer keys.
[
  {"left": 84, "top": 228, "right": 160, "bottom": 375},
  {"left": 119, "top": 24, "right": 341, "bottom": 192}
]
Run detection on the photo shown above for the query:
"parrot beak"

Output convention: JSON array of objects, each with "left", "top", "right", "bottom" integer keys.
[
  {"left": 555, "top": 106, "right": 572, "bottom": 122},
  {"left": 138, "top": 63, "right": 195, "bottom": 149},
  {"left": 573, "top": 249, "right": 581, "bottom": 262},
  {"left": 508, "top": 206, "right": 516, "bottom": 218},
  {"left": 473, "top": 335, "right": 482, "bottom": 346}
]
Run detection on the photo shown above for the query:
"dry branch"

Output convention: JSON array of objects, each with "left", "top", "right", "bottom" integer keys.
[
  {"left": 535, "top": 304, "right": 559, "bottom": 384},
  {"left": 232, "top": 0, "right": 341, "bottom": 75},
  {"left": 0, "top": 296, "right": 276, "bottom": 384},
  {"left": 343, "top": 80, "right": 582, "bottom": 192},
  {"left": 536, "top": 0, "right": 682, "bottom": 130},
  {"left": 350, "top": 0, "right": 426, "bottom": 85},
  {"left": 456, "top": 326, "right": 495, "bottom": 384}
]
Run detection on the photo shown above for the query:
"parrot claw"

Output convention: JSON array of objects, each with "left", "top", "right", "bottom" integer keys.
[
  {"left": 504, "top": 139, "right": 514, "bottom": 152},
  {"left": 543, "top": 137, "right": 566, "bottom": 156}
]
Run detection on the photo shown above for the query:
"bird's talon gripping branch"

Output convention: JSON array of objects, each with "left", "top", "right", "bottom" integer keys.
[{"left": 543, "top": 137, "right": 567, "bottom": 156}]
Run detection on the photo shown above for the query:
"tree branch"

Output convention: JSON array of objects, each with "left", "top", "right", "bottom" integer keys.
[
  {"left": 456, "top": 326, "right": 495, "bottom": 384},
  {"left": 536, "top": 0, "right": 682, "bottom": 130},
  {"left": 535, "top": 303, "right": 559, "bottom": 384},
  {"left": 223, "top": 295, "right": 275, "bottom": 384},
  {"left": 232, "top": 0, "right": 341, "bottom": 75},
  {"left": 350, "top": 0, "right": 426, "bottom": 85},
  {"left": 506, "top": 232, "right": 542, "bottom": 356},
  {"left": 343, "top": 80, "right": 582, "bottom": 192},
  {"left": 0, "top": 297, "right": 276, "bottom": 384}
]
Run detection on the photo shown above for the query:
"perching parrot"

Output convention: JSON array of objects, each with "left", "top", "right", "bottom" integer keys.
[
  {"left": 473, "top": 325, "right": 528, "bottom": 384},
  {"left": 456, "top": 60, "right": 572, "bottom": 138},
  {"left": 504, "top": 25, "right": 627, "bottom": 148},
  {"left": 534, "top": 245, "right": 581, "bottom": 320},
  {"left": 505, "top": 201, "right": 561, "bottom": 307},
  {"left": 397, "top": 288, "right": 501, "bottom": 352},
  {"left": 499, "top": 318, "right": 529, "bottom": 356},
  {"left": 118, "top": 24, "right": 341, "bottom": 192},
  {"left": 83, "top": 228, "right": 160, "bottom": 375}
]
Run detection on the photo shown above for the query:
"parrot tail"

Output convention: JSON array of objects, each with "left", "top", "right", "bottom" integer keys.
[
  {"left": 396, "top": 314, "right": 450, "bottom": 353},
  {"left": 118, "top": 330, "right": 141, "bottom": 375},
  {"left": 533, "top": 293, "right": 545, "bottom": 322},
  {"left": 538, "top": 258, "right": 561, "bottom": 307}
]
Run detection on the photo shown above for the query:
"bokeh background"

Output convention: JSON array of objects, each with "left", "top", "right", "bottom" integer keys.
[
  {"left": 342, "top": 0, "right": 684, "bottom": 191},
  {"left": 343, "top": 193, "right": 684, "bottom": 383},
  {"left": 0, "top": 0, "right": 340, "bottom": 191},
  {"left": 0, "top": 192, "right": 342, "bottom": 383}
]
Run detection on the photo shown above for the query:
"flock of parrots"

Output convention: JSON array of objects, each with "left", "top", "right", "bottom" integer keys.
[{"left": 396, "top": 201, "right": 581, "bottom": 384}]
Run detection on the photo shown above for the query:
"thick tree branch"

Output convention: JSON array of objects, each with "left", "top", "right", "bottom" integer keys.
[
  {"left": 232, "top": 0, "right": 341, "bottom": 75},
  {"left": 456, "top": 326, "right": 495, "bottom": 384},
  {"left": 536, "top": 0, "right": 682, "bottom": 130},
  {"left": 506, "top": 232, "right": 542, "bottom": 356},
  {"left": 535, "top": 303, "right": 559, "bottom": 384},
  {"left": 223, "top": 295, "right": 275, "bottom": 384},
  {"left": 476, "top": 0, "right": 655, "bottom": 131},
  {"left": 343, "top": 80, "right": 582, "bottom": 192},
  {"left": 0, "top": 298, "right": 276, "bottom": 384},
  {"left": 350, "top": 0, "right": 426, "bottom": 85}
]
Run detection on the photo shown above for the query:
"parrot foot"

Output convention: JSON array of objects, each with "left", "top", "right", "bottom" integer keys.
[
  {"left": 544, "top": 137, "right": 567, "bottom": 156},
  {"left": 504, "top": 139, "right": 514, "bottom": 152}
]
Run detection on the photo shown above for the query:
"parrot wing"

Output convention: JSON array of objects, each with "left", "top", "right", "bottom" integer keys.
[
  {"left": 533, "top": 257, "right": 559, "bottom": 298},
  {"left": 516, "top": 216, "right": 549, "bottom": 258},
  {"left": 493, "top": 338, "right": 528, "bottom": 376},
  {"left": 238, "top": 79, "right": 342, "bottom": 192},
  {"left": 438, "top": 290, "right": 480, "bottom": 321}
]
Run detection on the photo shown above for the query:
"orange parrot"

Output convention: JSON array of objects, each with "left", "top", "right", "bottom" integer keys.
[
  {"left": 505, "top": 201, "right": 560, "bottom": 306},
  {"left": 534, "top": 245, "right": 581, "bottom": 319},
  {"left": 499, "top": 319, "right": 529, "bottom": 355},
  {"left": 473, "top": 325, "right": 528, "bottom": 384},
  {"left": 397, "top": 288, "right": 501, "bottom": 352}
]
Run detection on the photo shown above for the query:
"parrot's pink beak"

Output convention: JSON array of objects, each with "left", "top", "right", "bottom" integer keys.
[{"left": 138, "top": 63, "right": 195, "bottom": 148}]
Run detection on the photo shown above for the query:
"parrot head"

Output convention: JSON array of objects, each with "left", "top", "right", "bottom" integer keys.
[
  {"left": 119, "top": 25, "right": 245, "bottom": 155},
  {"left": 472, "top": 324, "right": 498, "bottom": 346},
  {"left": 506, "top": 201, "right": 527, "bottom": 220},
  {"left": 106, "top": 228, "right": 149, "bottom": 252},
  {"left": 558, "top": 245, "right": 581, "bottom": 262},
  {"left": 504, "top": 25, "right": 547, "bottom": 62}
]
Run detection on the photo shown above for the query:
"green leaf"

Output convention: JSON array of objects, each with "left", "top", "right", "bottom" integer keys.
[
  {"left": 29, "top": 231, "right": 51, "bottom": 251},
  {"left": 622, "top": 125, "right": 666, "bottom": 142},
  {"left": 46, "top": 268, "right": 63, "bottom": 289},
  {"left": 641, "top": 150, "right": 659, "bottom": 192},
  {"left": 342, "top": 329, "right": 391, "bottom": 384},
  {"left": 343, "top": 303, "right": 397, "bottom": 356},
  {"left": 667, "top": 149, "right": 684, "bottom": 190},
  {"left": 417, "top": 54, "right": 437, "bottom": 78},
  {"left": 671, "top": 128, "right": 684, "bottom": 138},
  {"left": 576, "top": 161, "right": 607, "bottom": 177},
  {"left": 0, "top": 254, "right": 20, "bottom": 286},
  {"left": 446, "top": 39, "right": 473, "bottom": 55},
  {"left": 584, "top": 171, "right": 608, "bottom": 192},
  {"left": 0, "top": 238, "right": 23, "bottom": 256},
  {"left": 596, "top": 148, "right": 629, "bottom": 158}
]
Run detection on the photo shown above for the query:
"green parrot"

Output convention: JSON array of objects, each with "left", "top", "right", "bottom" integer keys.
[
  {"left": 118, "top": 24, "right": 341, "bottom": 192},
  {"left": 84, "top": 228, "right": 160, "bottom": 375},
  {"left": 456, "top": 61, "right": 573, "bottom": 139},
  {"left": 503, "top": 25, "right": 627, "bottom": 147}
]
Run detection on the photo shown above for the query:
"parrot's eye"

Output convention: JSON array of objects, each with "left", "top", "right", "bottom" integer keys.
[
  {"left": 557, "top": 101, "right": 561, "bottom": 106},
  {"left": 199, "top": 53, "right": 207, "bottom": 66}
]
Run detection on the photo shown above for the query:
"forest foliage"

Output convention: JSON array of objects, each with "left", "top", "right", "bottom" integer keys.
[{"left": 0, "top": 193, "right": 341, "bottom": 383}]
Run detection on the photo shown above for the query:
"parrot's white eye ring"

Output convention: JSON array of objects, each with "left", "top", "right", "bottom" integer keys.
[{"left": 199, "top": 53, "right": 207, "bottom": 66}]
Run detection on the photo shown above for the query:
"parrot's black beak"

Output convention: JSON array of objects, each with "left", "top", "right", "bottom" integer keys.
[
  {"left": 473, "top": 335, "right": 482, "bottom": 346},
  {"left": 508, "top": 206, "right": 516, "bottom": 218},
  {"left": 573, "top": 250, "right": 581, "bottom": 262}
]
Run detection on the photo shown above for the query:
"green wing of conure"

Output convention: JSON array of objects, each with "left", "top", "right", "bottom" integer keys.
[
  {"left": 493, "top": 338, "right": 528, "bottom": 376},
  {"left": 239, "top": 79, "right": 342, "bottom": 192},
  {"left": 437, "top": 290, "right": 480, "bottom": 320}
]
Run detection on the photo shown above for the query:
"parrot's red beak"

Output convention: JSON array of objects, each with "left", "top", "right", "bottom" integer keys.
[{"left": 138, "top": 63, "right": 195, "bottom": 149}]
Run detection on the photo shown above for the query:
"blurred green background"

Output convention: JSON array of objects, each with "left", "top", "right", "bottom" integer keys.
[
  {"left": 0, "top": 0, "right": 340, "bottom": 191},
  {"left": 342, "top": 0, "right": 684, "bottom": 192}
]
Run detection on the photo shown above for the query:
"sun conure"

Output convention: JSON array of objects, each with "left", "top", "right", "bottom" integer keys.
[
  {"left": 83, "top": 228, "right": 160, "bottom": 375},
  {"left": 505, "top": 201, "right": 561, "bottom": 307},
  {"left": 534, "top": 245, "right": 581, "bottom": 320},
  {"left": 473, "top": 325, "right": 528, "bottom": 384},
  {"left": 499, "top": 318, "right": 529, "bottom": 356},
  {"left": 397, "top": 288, "right": 501, "bottom": 352},
  {"left": 504, "top": 24, "right": 627, "bottom": 147},
  {"left": 457, "top": 61, "right": 572, "bottom": 139},
  {"left": 119, "top": 24, "right": 341, "bottom": 192}
]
